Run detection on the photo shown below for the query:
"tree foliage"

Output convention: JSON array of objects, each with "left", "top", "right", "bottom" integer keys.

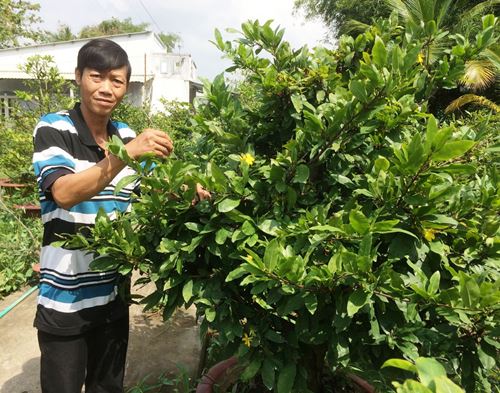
[
  {"left": 294, "top": 0, "right": 390, "bottom": 37},
  {"left": 41, "top": 23, "right": 76, "bottom": 43},
  {"left": 159, "top": 32, "right": 182, "bottom": 52},
  {"left": 40, "top": 17, "right": 181, "bottom": 52},
  {"left": 294, "top": 0, "right": 499, "bottom": 39},
  {"left": 78, "top": 17, "right": 149, "bottom": 38},
  {"left": 0, "top": 0, "right": 42, "bottom": 48},
  {"left": 0, "top": 55, "right": 74, "bottom": 182}
]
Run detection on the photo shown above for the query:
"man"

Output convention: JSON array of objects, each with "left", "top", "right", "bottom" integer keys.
[{"left": 32, "top": 38, "right": 207, "bottom": 393}]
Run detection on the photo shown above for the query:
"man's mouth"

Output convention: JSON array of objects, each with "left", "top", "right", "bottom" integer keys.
[{"left": 95, "top": 98, "right": 114, "bottom": 106}]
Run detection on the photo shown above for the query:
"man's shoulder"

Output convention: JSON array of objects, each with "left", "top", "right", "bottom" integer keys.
[
  {"left": 111, "top": 120, "right": 137, "bottom": 140},
  {"left": 36, "top": 110, "right": 75, "bottom": 133}
]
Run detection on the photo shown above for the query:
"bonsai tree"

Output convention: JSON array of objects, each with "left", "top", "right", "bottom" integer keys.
[{"left": 68, "top": 15, "right": 499, "bottom": 392}]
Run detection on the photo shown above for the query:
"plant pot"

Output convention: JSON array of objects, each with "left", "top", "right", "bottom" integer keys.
[
  {"left": 346, "top": 373, "right": 376, "bottom": 393},
  {"left": 195, "top": 357, "right": 376, "bottom": 393},
  {"left": 196, "top": 356, "right": 240, "bottom": 393},
  {"left": 13, "top": 203, "right": 41, "bottom": 218}
]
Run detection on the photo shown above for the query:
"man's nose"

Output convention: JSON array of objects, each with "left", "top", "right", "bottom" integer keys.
[{"left": 98, "top": 79, "right": 113, "bottom": 94}]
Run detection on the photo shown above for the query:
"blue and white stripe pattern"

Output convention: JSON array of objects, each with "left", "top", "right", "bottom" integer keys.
[{"left": 32, "top": 105, "right": 137, "bottom": 334}]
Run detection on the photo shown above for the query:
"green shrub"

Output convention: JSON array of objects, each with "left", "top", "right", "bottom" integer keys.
[
  {"left": 62, "top": 16, "right": 499, "bottom": 393},
  {"left": 0, "top": 55, "right": 74, "bottom": 182},
  {"left": 0, "top": 127, "right": 34, "bottom": 182},
  {"left": 0, "top": 191, "right": 42, "bottom": 297}
]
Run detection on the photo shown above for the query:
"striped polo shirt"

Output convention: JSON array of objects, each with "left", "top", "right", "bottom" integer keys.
[{"left": 32, "top": 103, "right": 138, "bottom": 335}]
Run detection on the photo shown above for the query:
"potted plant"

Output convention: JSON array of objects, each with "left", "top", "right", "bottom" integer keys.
[{"left": 68, "top": 15, "right": 499, "bottom": 392}]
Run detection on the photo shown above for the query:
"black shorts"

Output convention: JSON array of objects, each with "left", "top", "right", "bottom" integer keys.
[{"left": 37, "top": 315, "right": 129, "bottom": 393}]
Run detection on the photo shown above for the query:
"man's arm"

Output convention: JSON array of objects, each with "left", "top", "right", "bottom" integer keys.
[{"left": 51, "top": 129, "right": 173, "bottom": 209}]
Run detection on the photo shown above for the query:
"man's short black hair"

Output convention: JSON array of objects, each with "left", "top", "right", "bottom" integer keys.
[{"left": 77, "top": 38, "right": 132, "bottom": 82}]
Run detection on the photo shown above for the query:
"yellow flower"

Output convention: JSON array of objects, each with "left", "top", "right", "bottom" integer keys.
[
  {"left": 423, "top": 228, "right": 437, "bottom": 241},
  {"left": 245, "top": 255, "right": 253, "bottom": 261},
  {"left": 417, "top": 52, "right": 425, "bottom": 65},
  {"left": 242, "top": 332, "right": 252, "bottom": 347},
  {"left": 240, "top": 153, "right": 255, "bottom": 166}
]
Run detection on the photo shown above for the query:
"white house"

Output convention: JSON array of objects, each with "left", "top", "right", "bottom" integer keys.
[{"left": 0, "top": 31, "right": 202, "bottom": 116}]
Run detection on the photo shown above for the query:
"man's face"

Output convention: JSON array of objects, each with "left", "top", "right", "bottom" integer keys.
[{"left": 75, "top": 66, "right": 128, "bottom": 118}]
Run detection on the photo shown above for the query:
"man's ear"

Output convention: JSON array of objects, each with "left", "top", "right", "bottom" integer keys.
[{"left": 75, "top": 68, "right": 81, "bottom": 85}]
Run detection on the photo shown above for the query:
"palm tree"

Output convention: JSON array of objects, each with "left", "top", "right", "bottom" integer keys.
[{"left": 385, "top": 0, "right": 499, "bottom": 97}]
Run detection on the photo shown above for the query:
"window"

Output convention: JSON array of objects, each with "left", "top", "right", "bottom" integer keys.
[{"left": 0, "top": 93, "right": 17, "bottom": 119}]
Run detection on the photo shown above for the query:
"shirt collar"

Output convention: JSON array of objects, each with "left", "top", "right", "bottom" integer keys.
[{"left": 68, "top": 102, "right": 119, "bottom": 147}]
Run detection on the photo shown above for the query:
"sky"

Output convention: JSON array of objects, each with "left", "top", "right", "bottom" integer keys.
[{"left": 35, "top": 0, "right": 331, "bottom": 80}]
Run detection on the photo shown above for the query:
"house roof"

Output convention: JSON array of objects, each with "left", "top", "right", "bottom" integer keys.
[
  {"left": 0, "top": 31, "right": 166, "bottom": 53},
  {"left": 0, "top": 31, "right": 169, "bottom": 83}
]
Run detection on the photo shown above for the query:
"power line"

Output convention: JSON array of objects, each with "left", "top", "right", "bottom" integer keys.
[{"left": 137, "top": 0, "right": 162, "bottom": 33}]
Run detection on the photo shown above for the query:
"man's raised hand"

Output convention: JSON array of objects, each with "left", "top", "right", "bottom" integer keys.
[{"left": 125, "top": 128, "right": 173, "bottom": 160}]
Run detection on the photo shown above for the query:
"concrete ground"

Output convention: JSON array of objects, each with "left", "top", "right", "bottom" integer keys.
[{"left": 0, "top": 280, "right": 203, "bottom": 392}]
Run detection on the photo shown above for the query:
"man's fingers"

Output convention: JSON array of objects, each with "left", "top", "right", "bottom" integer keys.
[{"left": 144, "top": 130, "right": 173, "bottom": 157}]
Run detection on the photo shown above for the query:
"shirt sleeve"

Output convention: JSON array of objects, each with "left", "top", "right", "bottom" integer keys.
[{"left": 32, "top": 120, "right": 76, "bottom": 198}]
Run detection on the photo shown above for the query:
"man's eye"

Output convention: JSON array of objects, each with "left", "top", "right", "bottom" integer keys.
[{"left": 113, "top": 79, "right": 124, "bottom": 85}]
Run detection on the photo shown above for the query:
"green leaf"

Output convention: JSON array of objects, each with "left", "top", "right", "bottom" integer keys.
[
  {"left": 205, "top": 307, "right": 216, "bottom": 322},
  {"left": 415, "top": 357, "right": 446, "bottom": 386},
  {"left": 215, "top": 228, "right": 231, "bottom": 245},
  {"left": 372, "top": 36, "right": 387, "bottom": 67},
  {"left": 213, "top": 28, "right": 224, "bottom": 50},
  {"left": 185, "top": 222, "right": 202, "bottom": 232},
  {"left": 241, "top": 220, "right": 256, "bottom": 236},
  {"left": 291, "top": 94, "right": 304, "bottom": 112},
  {"left": 399, "top": 381, "right": 433, "bottom": 392},
  {"left": 358, "top": 233, "right": 372, "bottom": 257},
  {"left": 182, "top": 280, "right": 193, "bottom": 302},
  {"left": 270, "top": 165, "right": 285, "bottom": 181},
  {"left": 425, "top": 115, "right": 438, "bottom": 149},
  {"left": 90, "top": 255, "right": 119, "bottom": 271},
  {"left": 422, "top": 214, "right": 458, "bottom": 227},
  {"left": 382, "top": 358, "right": 417, "bottom": 373},
  {"left": 118, "top": 264, "right": 132, "bottom": 275},
  {"left": 427, "top": 271, "right": 440, "bottom": 296},
  {"left": 459, "top": 273, "right": 480, "bottom": 308},
  {"left": 277, "top": 363, "right": 296, "bottom": 393},
  {"left": 372, "top": 221, "right": 418, "bottom": 239},
  {"left": 264, "top": 239, "right": 280, "bottom": 270},
  {"left": 304, "top": 293, "right": 318, "bottom": 315},
  {"left": 208, "top": 161, "right": 227, "bottom": 188},
  {"left": 407, "top": 133, "right": 425, "bottom": 171},
  {"left": 477, "top": 343, "right": 496, "bottom": 369},
  {"left": 425, "top": 20, "right": 437, "bottom": 36},
  {"left": 432, "top": 141, "right": 475, "bottom": 161},
  {"left": 374, "top": 156, "right": 390, "bottom": 172},
  {"left": 293, "top": 164, "right": 310, "bottom": 184},
  {"left": 349, "top": 210, "right": 370, "bottom": 235},
  {"left": 286, "top": 187, "right": 297, "bottom": 209},
  {"left": 350, "top": 79, "right": 368, "bottom": 103},
  {"left": 438, "top": 164, "right": 476, "bottom": 175},
  {"left": 347, "top": 289, "right": 369, "bottom": 317},
  {"left": 114, "top": 174, "right": 139, "bottom": 195},
  {"left": 265, "top": 330, "right": 286, "bottom": 343},
  {"left": 433, "top": 376, "right": 464, "bottom": 393},
  {"left": 225, "top": 266, "right": 248, "bottom": 282},
  {"left": 278, "top": 294, "right": 304, "bottom": 316},
  {"left": 258, "top": 219, "right": 280, "bottom": 236},
  {"left": 261, "top": 359, "right": 275, "bottom": 390},
  {"left": 218, "top": 198, "right": 241, "bottom": 213},
  {"left": 241, "top": 358, "right": 262, "bottom": 380}
]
